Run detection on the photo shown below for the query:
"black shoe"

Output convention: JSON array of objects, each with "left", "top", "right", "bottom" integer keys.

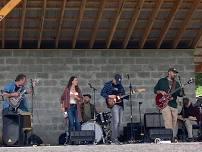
[
  {"left": 111, "top": 139, "right": 123, "bottom": 145},
  {"left": 171, "top": 137, "right": 178, "bottom": 143},
  {"left": 186, "top": 138, "right": 194, "bottom": 142}
]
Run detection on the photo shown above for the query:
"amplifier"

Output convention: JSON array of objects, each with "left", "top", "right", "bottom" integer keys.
[{"left": 69, "top": 130, "right": 95, "bottom": 145}]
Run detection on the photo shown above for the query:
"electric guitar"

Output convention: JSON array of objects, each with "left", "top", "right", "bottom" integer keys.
[
  {"left": 106, "top": 88, "right": 146, "bottom": 108},
  {"left": 155, "top": 78, "right": 193, "bottom": 110}
]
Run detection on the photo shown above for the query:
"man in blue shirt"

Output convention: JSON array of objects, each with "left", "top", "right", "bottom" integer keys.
[
  {"left": 101, "top": 74, "right": 125, "bottom": 144},
  {"left": 2, "top": 74, "right": 31, "bottom": 113}
]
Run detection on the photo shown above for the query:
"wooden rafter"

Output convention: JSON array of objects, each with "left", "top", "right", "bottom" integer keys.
[
  {"left": 0, "top": 0, "right": 22, "bottom": 22},
  {"left": 191, "top": 27, "right": 202, "bottom": 48},
  {"left": 72, "top": 0, "right": 86, "bottom": 49},
  {"left": 106, "top": 0, "right": 126, "bottom": 49},
  {"left": 89, "top": 0, "right": 105, "bottom": 49},
  {"left": 140, "top": 0, "right": 163, "bottom": 49},
  {"left": 156, "top": 0, "right": 182, "bottom": 49},
  {"left": 123, "top": 0, "right": 144, "bottom": 49},
  {"left": 37, "top": 0, "right": 47, "bottom": 49},
  {"left": 172, "top": 0, "right": 200, "bottom": 48},
  {"left": 55, "top": 0, "right": 67, "bottom": 48},
  {"left": 19, "top": 0, "right": 27, "bottom": 48},
  {"left": 1, "top": 0, "right": 6, "bottom": 48}
]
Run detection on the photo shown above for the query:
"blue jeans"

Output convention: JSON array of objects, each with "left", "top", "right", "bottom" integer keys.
[
  {"left": 111, "top": 105, "right": 123, "bottom": 141},
  {"left": 67, "top": 104, "right": 81, "bottom": 131}
]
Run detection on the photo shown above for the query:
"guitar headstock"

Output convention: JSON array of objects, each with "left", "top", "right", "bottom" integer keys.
[
  {"left": 187, "top": 78, "right": 194, "bottom": 84},
  {"left": 132, "top": 88, "right": 146, "bottom": 94},
  {"left": 31, "top": 79, "right": 39, "bottom": 87}
]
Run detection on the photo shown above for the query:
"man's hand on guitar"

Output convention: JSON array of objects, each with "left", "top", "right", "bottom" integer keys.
[
  {"left": 108, "top": 95, "right": 116, "bottom": 99},
  {"left": 157, "top": 91, "right": 167, "bottom": 96},
  {"left": 11, "top": 92, "right": 20, "bottom": 97}
]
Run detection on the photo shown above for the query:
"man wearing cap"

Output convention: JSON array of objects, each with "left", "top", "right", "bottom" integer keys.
[
  {"left": 154, "top": 68, "right": 183, "bottom": 140},
  {"left": 101, "top": 74, "right": 126, "bottom": 145},
  {"left": 80, "top": 94, "right": 97, "bottom": 123}
]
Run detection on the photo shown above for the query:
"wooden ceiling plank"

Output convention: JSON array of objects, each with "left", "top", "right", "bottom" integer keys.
[
  {"left": 89, "top": 0, "right": 106, "bottom": 49},
  {"left": 37, "top": 0, "right": 47, "bottom": 49},
  {"left": 19, "top": 0, "right": 27, "bottom": 48},
  {"left": 55, "top": 0, "right": 67, "bottom": 48},
  {"left": 123, "top": 0, "right": 144, "bottom": 49},
  {"left": 172, "top": 0, "right": 200, "bottom": 48},
  {"left": 156, "top": 0, "right": 182, "bottom": 49},
  {"left": 0, "top": 0, "right": 22, "bottom": 22},
  {"left": 72, "top": 0, "right": 86, "bottom": 49},
  {"left": 106, "top": 0, "right": 126, "bottom": 49},
  {"left": 140, "top": 0, "right": 163, "bottom": 49}
]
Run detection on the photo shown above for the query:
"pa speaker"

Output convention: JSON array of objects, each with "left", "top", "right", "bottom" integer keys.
[
  {"left": 149, "top": 128, "right": 173, "bottom": 141},
  {"left": 69, "top": 130, "right": 95, "bottom": 144},
  {"left": 2, "top": 114, "right": 23, "bottom": 146}
]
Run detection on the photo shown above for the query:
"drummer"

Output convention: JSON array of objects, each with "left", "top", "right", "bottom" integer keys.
[{"left": 80, "top": 94, "right": 97, "bottom": 123}]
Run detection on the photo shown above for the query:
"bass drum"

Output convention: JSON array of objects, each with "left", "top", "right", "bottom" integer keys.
[{"left": 81, "top": 121, "right": 103, "bottom": 143}]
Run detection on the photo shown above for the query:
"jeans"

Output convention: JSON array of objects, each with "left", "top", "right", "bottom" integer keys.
[
  {"left": 111, "top": 105, "right": 123, "bottom": 141},
  {"left": 67, "top": 104, "right": 81, "bottom": 131}
]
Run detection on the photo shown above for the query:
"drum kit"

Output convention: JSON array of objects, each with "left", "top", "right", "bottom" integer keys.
[{"left": 81, "top": 111, "right": 112, "bottom": 144}]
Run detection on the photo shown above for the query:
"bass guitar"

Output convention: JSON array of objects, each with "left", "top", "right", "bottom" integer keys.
[
  {"left": 155, "top": 78, "right": 193, "bottom": 110},
  {"left": 106, "top": 88, "right": 146, "bottom": 108}
]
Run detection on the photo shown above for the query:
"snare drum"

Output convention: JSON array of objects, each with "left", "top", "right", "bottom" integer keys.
[{"left": 81, "top": 121, "right": 103, "bottom": 143}]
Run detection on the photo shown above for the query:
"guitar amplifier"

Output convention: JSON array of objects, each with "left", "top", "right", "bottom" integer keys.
[{"left": 69, "top": 130, "right": 95, "bottom": 145}]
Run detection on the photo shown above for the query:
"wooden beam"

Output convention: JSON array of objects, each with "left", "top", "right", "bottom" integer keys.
[
  {"left": 106, "top": 0, "right": 126, "bottom": 49},
  {"left": 89, "top": 0, "right": 105, "bottom": 48},
  {"left": 140, "top": 0, "right": 163, "bottom": 49},
  {"left": 0, "top": 0, "right": 22, "bottom": 22},
  {"left": 1, "top": 0, "right": 6, "bottom": 48},
  {"left": 55, "top": 0, "right": 67, "bottom": 48},
  {"left": 19, "top": 0, "right": 27, "bottom": 48},
  {"left": 191, "top": 21, "right": 202, "bottom": 49},
  {"left": 156, "top": 0, "right": 182, "bottom": 49},
  {"left": 72, "top": 0, "right": 86, "bottom": 49},
  {"left": 37, "top": 0, "right": 47, "bottom": 49},
  {"left": 123, "top": 0, "right": 144, "bottom": 49},
  {"left": 172, "top": 0, "right": 200, "bottom": 48}
]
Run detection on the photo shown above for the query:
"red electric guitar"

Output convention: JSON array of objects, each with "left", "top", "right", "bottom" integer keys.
[{"left": 155, "top": 78, "right": 193, "bottom": 110}]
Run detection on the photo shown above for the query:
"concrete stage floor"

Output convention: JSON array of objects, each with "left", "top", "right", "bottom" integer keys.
[{"left": 0, "top": 142, "right": 202, "bottom": 152}]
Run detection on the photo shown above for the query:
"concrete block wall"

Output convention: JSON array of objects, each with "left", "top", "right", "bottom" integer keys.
[{"left": 0, "top": 49, "right": 195, "bottom": 145}]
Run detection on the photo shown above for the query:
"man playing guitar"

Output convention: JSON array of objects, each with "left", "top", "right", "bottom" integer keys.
[
  {"left": 101, "top": 74, "right": 126, "bottom": 145},
  {"left": 154, "top": 68, "right": 184, "bottom": 141},
  {"left": 2, "top": 73, "right": 33, "bottom": 114}
]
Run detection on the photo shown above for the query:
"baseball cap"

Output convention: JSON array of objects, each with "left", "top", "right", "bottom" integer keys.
[
  {"left": 83, "top": 94, "right": 91, "bottom": 99},
  {"left": 114, "top": 74, "right": 122, "bottom": 84},
  {"left": 168, "top": 67, "right": 178, "bottom": 74}
]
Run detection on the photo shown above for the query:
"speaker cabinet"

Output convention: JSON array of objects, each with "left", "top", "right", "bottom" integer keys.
[
  {"left": 2, "top": 112, "right": 32, "bottom": 146},
  {"left": 3, "top": 114, "right": 22, "bottom": 146},
  {"left": 123, "top": 123, "right": 143, "bottom": 141},
  {"left": 69, "top": 130, "right": 95, "bottom": 144}
]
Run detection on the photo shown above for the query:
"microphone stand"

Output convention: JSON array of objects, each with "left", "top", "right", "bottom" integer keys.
[
  {"left": 127, "top": 74, "right": 135, "bottom": 143},
  {"left": 88, "top": 83, "right": 98, "bottom": 144},
  {"left": 29, "top": 79, "right": 35, "bottom": 145},
  {"left": 178, "top": 75, "right": 186, "bottom": 142}
]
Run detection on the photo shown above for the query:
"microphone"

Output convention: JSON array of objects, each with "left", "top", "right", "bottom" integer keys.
[{"left": 88, "top": 82, "right": 92, "bottom": 88}]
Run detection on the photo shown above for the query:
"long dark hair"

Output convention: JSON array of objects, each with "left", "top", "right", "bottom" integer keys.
[{"left": 67, "top": 76, "right": 79, "bottom": 92}]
